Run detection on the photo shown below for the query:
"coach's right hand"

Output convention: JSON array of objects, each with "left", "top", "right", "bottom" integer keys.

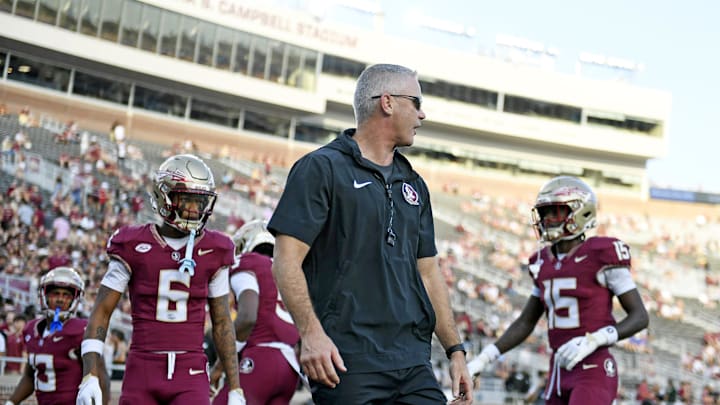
[
  {"left": 76, "top": 374, "right": 103, "bottom": 405},
  {"left": 300, "top": 325, "right": 347, "bottom": 388}
]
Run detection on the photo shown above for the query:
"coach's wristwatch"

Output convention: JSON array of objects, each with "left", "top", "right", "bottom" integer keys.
[{"left": 445, "top": 343, "right": 467, "bottom": 359}]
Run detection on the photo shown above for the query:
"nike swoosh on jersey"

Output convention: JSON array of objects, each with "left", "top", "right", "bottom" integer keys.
[
  {"left": 52, "top": 336, "right": 63, "bottom": 342},
  {"left": 574, "top": 255, "right": 588, "bottom": 263},
  {"left": 353, "top": 180, "right": 372, "bottom": 189},
  {"left": 189, "top": 368, "right": 205, "bottom": 375},
  {"left": 582, "top": 363, "right": 598, "bottom": 370},
  {"left": 197, "top": 248, "right": 214, "bottom": 256}
]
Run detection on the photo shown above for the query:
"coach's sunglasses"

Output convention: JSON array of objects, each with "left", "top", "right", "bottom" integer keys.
[{"left": 371, "top": 94, "right": 422, "bottom": 111}]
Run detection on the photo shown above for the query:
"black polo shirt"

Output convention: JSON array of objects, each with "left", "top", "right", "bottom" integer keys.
[{"left": 268, "top": 129, "right": 438, "bottom": 373}]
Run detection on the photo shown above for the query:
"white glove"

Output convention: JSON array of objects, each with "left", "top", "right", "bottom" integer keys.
[
  {"left": 556, "top": 326, "right": 618, "bottom": 371},
  {"left": 467, "top": 344, "right": 500, "bottom": 376},
  {"left": 76, "top": 374, "right": 102, "bottom": 405},
  {"left": 6, "top": 400, "right": 15, "bottom": 405},
  {"left": 228, "top": 388, "right": 246, "bottom": 405}
]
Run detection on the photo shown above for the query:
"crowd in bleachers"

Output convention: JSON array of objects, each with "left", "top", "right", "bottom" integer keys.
[{"left": 0, "top": 105, "right": 719, "bottom": 403}]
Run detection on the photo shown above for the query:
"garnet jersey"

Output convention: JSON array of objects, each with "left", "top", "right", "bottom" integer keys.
[
  {"left": 527, "top": 236, "right": 632, "bottom": 351},
  {"left": 107, "top": 224, "right": 234, "bottom": 353},
  {"left": 231, "top": 252, "right": 300, "bottom": 347},
  {"left": 23, "top": 317, "right": 86, "bottom": 405}
]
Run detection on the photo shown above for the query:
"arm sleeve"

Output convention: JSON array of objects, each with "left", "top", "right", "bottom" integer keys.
[
  {"left": 596, "top": 266, "right": 637, "bottom": 296},
  {"left": 208, "top": 267, "right": 230, "bottom": 298},
  {"left": 267, "top": 154, "right": 330, "bottom": 245},
  {"left": 101, "top": 259, "right": 131, "bottom": 292},
  {"left": 230, "top": 272, "right": 259, "bottom": 301}
]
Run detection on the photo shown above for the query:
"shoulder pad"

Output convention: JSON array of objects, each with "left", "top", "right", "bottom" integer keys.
[{"left": 585, "top": 236, "right": 632, "bottom": 268}]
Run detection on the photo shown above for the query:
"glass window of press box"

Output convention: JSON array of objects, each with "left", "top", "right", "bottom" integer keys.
[{"left": 2, "top": 0, "right": 320, "bottom": 91}]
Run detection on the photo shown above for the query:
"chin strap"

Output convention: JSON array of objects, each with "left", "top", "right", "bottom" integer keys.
[
  {"left": 178, "top": 229, "right": 197, "bottom": 276},
  {"left": 49, "top": 307, "right": 63, "bottom": 332}
]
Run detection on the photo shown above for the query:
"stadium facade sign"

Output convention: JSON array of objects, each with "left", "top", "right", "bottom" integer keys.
[{"left": 145, "top": 0, "right": 359, "bottom": 48}]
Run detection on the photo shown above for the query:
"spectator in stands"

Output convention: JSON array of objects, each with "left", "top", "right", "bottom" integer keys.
[
  {"left": 16, "top": 197, "right": 33, "bottom": 227},
  {"left": 0, "top": 321, "right": 6, "bottom": 369},
  {"left": 524, "top": 370, "right": 548, "bottom": 405},
  {"left": 701, "top": 384, "right": 719, "bottom": 405},
  {"left": 636, "top": 378, "right": 654, "bottom": 405},
  {"left": 108, "top": 329, "right": 128, "bottom": 380},
  {"left": 211, "top": 220, "right": 301, "bottom": 405},
  {"left": 678, "top": 380, "right": 693, "bottom": 404},
  {"left": 4, "top": 314, "right": 27, "bottom": 374},
  {"left": 467, "top": 176, "right": 649, "bottom": 404},
  {"left": 504, "top": 363, "right": 530, "bottom": 396},
  {"left": 6, "top": 267, "right": 98, "bottom": 405},
  {"left": 663, "top": 378, "right": 678, "bottom": 404},
  {"left": 269, "top": 64, "right": 473, "bottom": 404},
  {"left": 76, "top": 154, "right": 244, "bottom": 405},
  {"left": 17, "top": 106, "right": 30, "bottom": 127},
  {"left": 110, "top": 120, "right": 125, "bottom": 144},
  {"left": 1, "top": 136, "right": 11, "bottom": 166},
  {"left": 51, "top": 213, "right": 70, "bottom": 242}
]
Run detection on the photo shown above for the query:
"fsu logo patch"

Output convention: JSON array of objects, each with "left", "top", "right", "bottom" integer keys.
[
  {"left": 603, "top": 358, "right": 616, "bottom": 377},
  {"left": 239, "top": 357, "right": 254, "bottom": 374},
  {"left": 401, "top": 183, "right": 420, "bottom": 206}
]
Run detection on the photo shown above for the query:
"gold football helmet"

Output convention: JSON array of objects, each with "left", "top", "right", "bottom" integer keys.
[
  {"left": 232, "top": 219, "right": 275, "bottom": 257},
  {"left": 531, "top": 176, "right": 597, "bottom": 243},
  {"left": 39, "top": 267, "right": 85, "bottom": 321},
  {"left": 150, "top": 154, "right": 217, "bottom": 233}
]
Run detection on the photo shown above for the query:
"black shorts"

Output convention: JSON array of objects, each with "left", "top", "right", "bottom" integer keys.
[{"left": 311, "top": 363, "right": 446, "bottom": 404}]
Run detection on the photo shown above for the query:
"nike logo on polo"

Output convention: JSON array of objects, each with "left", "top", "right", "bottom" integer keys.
[
  {"left": 52, "top": 336, "right": 63, "bottom": 343},
  {"left": 189, "top": 368, "right": 205, "bottom": 375},
  {"left": 582, "top": 363, "right": 597, "bottom": 370},
  {"left": 197, "top": 248, "right": 214, "bottom": 256},
  {"left": 574, "top": 255, "right": 588, "bottom": 263},
  {"left": 353, "top": 180, "right": 372, "bottom": 189}
]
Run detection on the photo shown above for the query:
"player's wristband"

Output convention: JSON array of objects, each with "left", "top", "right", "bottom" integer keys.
[
  {"left": 445, "top": 343, "right": 467, "bottom": 359},
  {"left": 81, "top": 339, "right": 105, "bottom": 355},
  {"left": 593, "top": 325, "right": 619, "bottom": 346}
]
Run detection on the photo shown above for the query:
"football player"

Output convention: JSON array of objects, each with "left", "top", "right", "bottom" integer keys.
[
  {"left": 76, "top": 154, "right": 245, "bottom": 405},
  {"left": 6, "top": 267, "right": 96, "bottom": 405},
  {"left": 467, "top": 176, "right": 649, "bottom": 405},
  {"left": 211, "top": 220, "right": 302, "bottom": 405}
]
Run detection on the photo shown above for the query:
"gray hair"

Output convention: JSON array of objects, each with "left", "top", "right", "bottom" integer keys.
[{"left": 353, "top": 64, "right": 417, "bottom": 125}]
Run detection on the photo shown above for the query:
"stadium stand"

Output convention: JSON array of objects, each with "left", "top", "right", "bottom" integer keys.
[{"left": 0, "top": 105, "right": 718, "bottom": 404}]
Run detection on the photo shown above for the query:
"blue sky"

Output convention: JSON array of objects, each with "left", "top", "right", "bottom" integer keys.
[{"left": 275, "top": 0, "right": 719, "bottom": 192}]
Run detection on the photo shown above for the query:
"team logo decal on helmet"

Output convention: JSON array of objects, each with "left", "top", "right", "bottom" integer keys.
[
  {"left": 150, "top": 154, "right": 217, "bottom": 233},
  {"left": 531, "top": 176, "right": 597, "bottom": 243},
  {"left": 402, "top": 183, "right": 419, "bottom": 206}
]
